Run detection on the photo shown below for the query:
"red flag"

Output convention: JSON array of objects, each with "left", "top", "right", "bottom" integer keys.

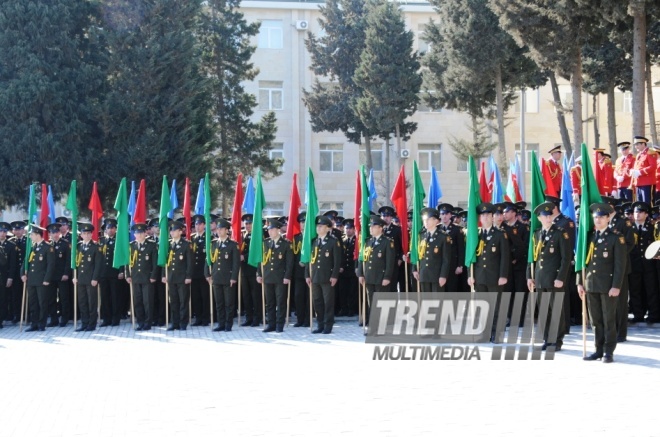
[
  {"left": 541, "top": 158, "right": 558, "bottom": 197},
  {"left": 353, "top": 170, "right": 361, "bottom": 260},
  {"left": 39, "top": 183, "right": 50, "bottom": 241},
  {"left": 88, "top": 181, "right": 103, "bottom": 242},
  {"left": 183, "top": 177, "right": 192, "bottom": 240},
  {"left": 390, "top": 166, "right": 409, "bottom": 256},
  {"left": 285, "top": 173, "right": 301, "bottom": 241},
  {"left": 231, "top": 173, "right": 243, "bottom": 246},
  {"left": 133, "top": 179, "right": 147, "bottom": 224},
  {"left": 512, "top": 173, "right": 523, "bottom": 202},
  {"left": 478, "top": 162, "right": 490, "bottom": 202}
]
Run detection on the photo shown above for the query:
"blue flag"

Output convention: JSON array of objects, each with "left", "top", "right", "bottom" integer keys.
[
  {"left": 490, "top": 156, "right": 504, "bottom": 203},
  {"left": 368, "top": 168, "right": 377, "bottom": 211},
  {"left": 168, "top": 179, "right": 179, "bottom": 219},
  {"left": 194, "top": 178, "right": 205, "bottom": 215},
  {"left": 47, "top": 185, "right": 56, "bottom": 223},
  {"left": 427, "top": 166, "right": 443, "bottom": 207},
  {"left": 128, "top": 181, "right": 136, "bottom": 225},
  {"left": 560, "top": 154, "right": 576, "bottom": 224},
  {"left": 242, "top": 176, "right": 255, "bottom": 213}
]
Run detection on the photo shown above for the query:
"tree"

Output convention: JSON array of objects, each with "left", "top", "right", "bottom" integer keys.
[
  {"left": 0, "top": 0, "right": 105, "bottom": 207},
  {"left": 448, "top": 116, "right": 498, "bottom": 162},
  {"left": 353, "top": 0, "right": 422, "bottom": 197},
  {"left": 199, "top": 0, "right": 282, "bottom": 213}
]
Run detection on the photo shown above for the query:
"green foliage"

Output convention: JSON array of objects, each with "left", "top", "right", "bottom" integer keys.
[{"left": 448, "top": 117, "right": 497, "bottom": 161}]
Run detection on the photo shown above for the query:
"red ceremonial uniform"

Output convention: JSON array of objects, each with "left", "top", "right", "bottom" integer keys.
[
  {"left": 570, "top": 165, "right": 581, "bottom": 195},
  {"left": 632, "top": 147, "right": 657, "bottom": 188},
  {"left": 614, "top": 153, "right": 634, "bottom": 189},
  {"left": 545, "top": 159, "right": 562, "bottom": 195},
  {"left": 598, "top": 158, "right": 613, "bottom": 195}
]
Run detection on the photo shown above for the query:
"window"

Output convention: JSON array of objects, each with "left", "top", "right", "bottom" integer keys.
[
  {"left": 320, "top": 202, "right": 344, "bottom": 217},
  {"left": 623, "top": 91, "right": 632, "bottom": 113},
  {"left": 514, "top": 143, "right": 540, "bottom": 173},
  {"left": 359, "top": 143, "right": 384, "bottom": 171},
  {"left": 457, "top": 158, "right": 468, "bottom": 172},
  {"left": 418, "top": 144, "right": 442, "bottom": 172},
  {"left": 417, "top": 24, "right": 431, "bottom": 54},
  {"left": 258, "top": 20, "right": 283, "bottom": 49},
  {"left": 269, "top": 142, "right": 284, "bottom": 160},
  {"left": 513, "top": 89, "right": 539, "bottom": 113},
  {"left": 258, "top": 81, "right": 283, "bottom": 110},
  {"left": 319, "top": 143, "right": 343, "bottom": 172},
  {"left": 614, "top": 90, "right": 633, "bottom": 113},
  {"left": 264, "top": 202, "right": 284, "bottom": 217}
]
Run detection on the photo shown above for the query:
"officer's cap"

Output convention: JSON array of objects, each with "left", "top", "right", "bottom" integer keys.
[
  {"left": 369, "top": 215, "right": 386, "bottom": 227},
  {"left": 458, "top": 211, "right": 468, "bottom": 220},
  {"left": 11, "top": 221, "right": 25, "bottom": 230},
  {"left": 476, "top": 202, "right": 495, "bottom": 214},
  {"left": 548, "top": 145, "right": 562, "bottom": 154},
  {"left": 617, "top": 141, "right": 631, "bottom": 149},
  {"left": 590, "top": 203, "right": 614, "bottom": 217},
  {"left": 192, "top": 214, "right": 205, "bottom": 224},
  {"left": 600, "top": 196, "right": 617, "bottom": 207},
  {"left": 315, "top": 216, "right": 333, "bottom": 227},
  {"left": 632, "top": 201, "right": 650, "bottom": 213},
  {"left": 437, "top": 203, "right": 454, "bottom": 214},
  {"left": 323, "top": 210, "right": 338, "bottom": 219},
  {"left": 241, "top": 214, "right": 253, "bottom": 223},
  {"left": 46, "top": 223, "right": 61, "bottom": 233},
  {"left": 147, "top": 218, "right": 159, "bottom": 228},
  {"left": 633, "top": 136, "right": 649, "bottom": 144},
  {"left": 104, "top": 218, "right": 118, "bottom": 229},
  {"left": 79, "top": 223, "right": 94, "bottom": 233},
  {"left": 534, "top": 202, "right": 556, "bottom": 217},
  {"left": 169, "top": 220, "right": 185, "bottom": 231},
  {"left": 0, "top": 222, "right": 11, "bottom": 232},
  {"left": 266, "top": 218, "right": 283, "bottom": 230},
  {"left": 520, "top": 210, "right": 531, "bottom": 221},
  {"left": 544, "top": 195, "right": 561, "bottom": 207},
  {"left": 215, "top": 218, "right": 231, "bottom": 229},
  {"left": 502, "top": 202, "right": 517, "bottom": 213},
  {"left": 493, "top": 203, "right": 506, "bottom": 214},
  {"left": 131, "top": 223, "right": 148, "bottom": 233},
  {"left": 515, "top": 201, "right": 527, "bottom": 210},
  {"left": 421, "top": 207, "right": 440, "bottom": 220},
  {"left": 297, "top": 212, "right": 306, "bottom": 223},
  {"left": 342, "top": 218, "right": 355, "bottom": 228},
  {"left": 652, "top": 206, "right": 660, "bottom": 219},
  {"left": 378, "top": 206, "right": 395, "bottom": 217},
  {"left": 55, "top": 216, "right": 70, "bottom": 225},
  {"left": 29, "top": 224, "right": 45, "bottom": 236}
]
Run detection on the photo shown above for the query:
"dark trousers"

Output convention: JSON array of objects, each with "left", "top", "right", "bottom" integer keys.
[
  {"left": 312, "top": 282, "right": 335, "bottom": 331},
  {"left": 77, "top": 284, "right": 98, "bottom": 328},
  {"left": 153, "top": 280, "right": 166, "bottom": 325},
  {"left": 133, "top": 282, "right": 154, "bottom": 325},
  {"left": 637, "top": 185, "right": 653, "bottom": 203},
  {"left": 27, "top": 285, "right": 49, "bottom": 328},
  {"left": 0, "top": 276, "right": 8, "bottom": 323},
  {"left": 396, "top": 262, "right": 406, "bottom": 293},
  {"left": 365, "top": 283, "right": 388, "bottom": 324},
  {"left": 587, "top": 292, "right": 618, "bottom": 355},
  {"left": 420, "top": 281, "right": 443, "bottom": 293},
  {"left": 168, "top": 282, "right": 190, "bottom": 327},
  {"left": 191, "top": 278, "right": 210, "bottom": 324},
  {"left": 475, "top": 284, "right": 503, "bottom": 339},
  {"left": 629, "top": 266, "right": 658, "bottom": 319},
  {"left": 49, "top": 280, "right": 71, "bottom": 324},
  {"left": 507, "top": 267, "right": 528, "bottom": 324},
  {"left": 241, "top": 272, "right": 261, "bottom": 324},
  {"left": 339, "top": 274, "right": 358, "bottom": 316},
  {"left": 99, "top": 277, "right": 121, "bottom": 324},
  {"left": 213, "top": 283, "right": 235, "bottom": 328},
  {"left": 538, "top": 288, "right": 566, "bottom": 344},
  {"left": 294, "top": 277, "right": 309, "bottom": 324},
  {"left": 616, "top": 275, "right": 629, "bottom": 340},
  {"left": 265, "top": 282, "right": 287, "bottom": 329},
  {"left": 11, "top": 280, "right": 24, "bottom": 320},
  {"left": 618, "top": 188, "right": 633, "bottom": 201}
]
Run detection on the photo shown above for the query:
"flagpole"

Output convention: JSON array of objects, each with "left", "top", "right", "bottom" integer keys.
[
  {"left": 97, "top": 284, "right": 101, "bottom": 325},
  {"left": 529, "top": 262, "right": 536, "bottom": 347},
  {"left": 73, "top": 271, "right": 77, "bottom": 329},
  {"left": 165, "top": 266, "right": 169, "bottom": 328},
  {"left": 128, "top": 265, "right": 135, "bottom": 329},
  {"left": 237, "top": 268, "right": 242, "bottom": 325},
  {"left": 358, "top": 280, "right": 362, "bottom": 325},
  {"left": 365, "top": 284, "right": 370, "bottom": 335},
  {"left": 261, "top": 264, "right": 266, "bottom": 329},
  {"left": 581, "top": 271, "right": 587, "bottom": 358},
  {"left": 309, "top": 263, "right": 313, "bottom": 331},
  {"left": 209, "top": 277, "right": 214, "bottom": 328},
  {"left": 286, "top": 282, "right": 291, "bottom": 327},
  {"left": 362, "top": 282, "right": 366, "bottom": 334},
  {"left": 19, "top": 280, "right": 27, "bottom": 332},
  {"left": 404, "top": 261, "right": 409, "bottom": 294}
]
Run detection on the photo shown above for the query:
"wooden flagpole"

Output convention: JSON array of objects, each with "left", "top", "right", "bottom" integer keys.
[
  {"left": 165, "top": 266, "right": 169, "bottom": 328},
  {"left": 582, "top": 271, "right": 587, "bottom": 358},
  {"left": 19, "top": 281, "right": 27, "bottom": 332}
]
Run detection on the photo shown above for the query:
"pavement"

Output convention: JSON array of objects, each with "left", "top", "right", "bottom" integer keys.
[{"left": 1, "top": 317, "right": 659, "bottom": 437}]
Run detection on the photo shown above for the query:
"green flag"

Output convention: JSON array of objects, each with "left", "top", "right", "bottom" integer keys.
[
  {"left": 358, "top": 165, "right": 370, "bottom": 261},
  {"left": 576, "top": 143, "right": 602, "bottom": 272},
  {"left": 464, "top": 156, "right": 482, "bottom": 267},
  {"left": 300, "top": 168, "right": 318, "bottom": 264},
  {"left": 248, "top": 171, "right": 266, "bottom": 267},
  {"left": 204, "top": 173, "right": 212, "bottom": 265},
  {"left": 158, "top": 176, "right": 172, "bottom": 267},
  {"left": 527, "top": 151, "right": 548, "bottom": 263},
  {"left": 65, "top": 181, "right": 79, "bottom": 270},
  {"left": 24, "top": 184, "right": 37, "bottom": 273},
  {"left": 113, "top": 178, "right": 130, "bottom": 269},
  {"left": 409, "top": 161, "right": 426, "bottom": 265}
]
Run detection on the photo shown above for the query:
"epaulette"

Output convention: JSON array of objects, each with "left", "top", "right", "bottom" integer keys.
[{"left": 647, "top": 148, "right": 658, "bottom": 155}]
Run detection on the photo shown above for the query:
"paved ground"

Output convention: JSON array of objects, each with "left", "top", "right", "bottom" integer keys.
[{"left": 1, "top": 317, "right": 659, "bottom": 437}]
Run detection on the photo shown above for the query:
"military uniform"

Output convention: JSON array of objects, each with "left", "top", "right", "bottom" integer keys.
[
  {"left": 439, "top": 222, "right": 465, "bottom": 293},
  {"left": 10, "top": 233, "right": 27, "bottom": 322},
  {"left": 472, "top": 227, "right": 510, "bottom": 290},
  {"left": 75, "top": 239, "right": 104, "bottom": 330},
  {"left": 607, "top": 211, "right": 634, "bottom": 340},
  {"left": 553, "top": 211, "right": 576, "bottom": 334},
  {"left": 99, "top": 234, "right": 123, "bottom": 326},
  {"left": 23, "top": 238, "right": 57, "bottom": 331},
  {"left": 0, "top": 235, "right": 17, "bottom": 327},
  {"left": 240, "top": 228, "right": 262, "bottom": 326},
  {"left": 629, "top": 219, "right": 659, "bottom": 323},
  {"left": 126, "top": 238, "right": 160, "bottom": 330},
  {"left": 306, "top": 230, "right": 342, "bottom": 333},
  {"left": 413, "top": 226, "right": 451, "bottom": 292},
  {"left": 292, "top": 232, "right": 309, "bottom": 326},
  {"left": 383, "top": 223, "right": 402, "bottom": 292},
  {"left": 357, "top": 232, "right": 396, "bottom": 324},
  {"left": 48, "top": 235, "right": 71, "bottom": 327},
  {"left": 257, "top": 234, "right": 294, "bottom": 332},
  {"left": 339, "top": 232, "right": 358, "bottom": 316},
  {"left": 206, "top": 236, "right": 240, "bottom": 331},
  {"left": 190, "top": 231, "right": 210, "bottom": 326},
  {"left": 166, "top": 237, "right": 194, "bottom": 330}
]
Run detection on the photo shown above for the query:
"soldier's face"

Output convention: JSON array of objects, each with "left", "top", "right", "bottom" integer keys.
[
  {"left": 539, "top": 215, "right": 553, "bottom": 228},
  {"left": 170, "top": 228, "right": 182, "bottom": 240},
  {"left": 106, "top": 227, "right": 116, "bottom": 237},
  {"left": 135, "top": 232, "right": 146, "bottom": 243},
  {"left": 551, "top": 151, "right": 561, "bottom": 161},
  {"left": 30, "top": 232, "right": 42, "bottom": 243},
  {"left": 245, "top": 222, "right": 252, "bottom": 232},
  {"left": 592, "top": 214, "right": 610, "bottom": 230},
  {"left": 81, "top": 230, "right": 92, "bottom": 242},
  {"left": 217, "top": 227, "right": 228, "bottom": 239},
  {"left": 14, "top": 229, "right": 24, "bottom": 238},
  {"left": 268, "top": 228, "right": 279, "bottom": 240},
  {"left": 479, "top": 213, "right": 493, "bottom": 228},
  {"left": 316, "top": 224, "right": 329, "bottom": 237},
  {"left": 344, "top": 226, "right": 355, "bottom": 237},
  {"left": 0, "top": 230, "right": 6, "bottom": 240},
  {"left": 51, "top": 231, "right": 61, "bottom": 241},
  {"left": 381, "top": 215, "right": 392, "bottom": 225},
  {"left": 493, "top": 213, "right": 503, "bottom": 227},
  {"left": 195, "top": 222, "right": 205, "bottom": 233},
  {"left": 369, "top": 224, "right": 383, "bottom": 237},
  {"left": 635, "top": 142, "right": 645, "bottom": 152},
  {"left": 422, "top": 215, "right": 439, "bottom": 229},
  {"left": 634, "top": 210, "right": 647, "bottom": 223},
  {"left": 439, "top": 212, "right": 451, "bottom": 225},
  {"left": 622, "top": 148, "right": 630, "bottom": 156},
  {"left": 503, "top": 210, "right": 516, "bottom": 222},
  {"left": 299, "top": 221, "right": 305, "bottom": 232}
]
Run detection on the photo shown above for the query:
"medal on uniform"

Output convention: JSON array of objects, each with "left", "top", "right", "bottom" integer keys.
[
  {"left": 598, "top": 239, "right": 603, "bottom": 243},
  {"left": 491, "top": 247, "right": 496, "bottom": 252},
  {"left": 146, "top": 255, "right": 149, "bottom": 260},
  {"left": 429, "top": 238, "right": 434, "bottom": 242},
  {"left": 110, "top": 241, "right": 114, "bottom": 245},
  {"left": 87, "top": 256, "right": 91, "bottom": 262},
  {"left": 549, "top": 247, "right": 554, "bottom": 253},
  {"left": 378, "top": 252, "right": 382, "bottom": 258},
  {"left": 221, "top": 244, "right": 225, "bottom": 248},
  {"left": 325, "top": 251, "right": 330, "bottom": 257},
  {"left": 278, "top": 254, "right": 282, "bottom": 259},
  {"left": 59, "top": 254, "right": 62, "bottom": 258},
  {"left": 434, "top": 247, "right": 439, "bottom": 254},
  {"left": 603, "top": 252, "right": 608, "bottom": 258},
  {"left": 140, "top": 247, "right": 144, "bottom": 251},
  {"left": 39, "top": 255, "right": 43, "bottom": 261},
  {"left": 225, "top": 254, "right": 229, "bottom": 259},
  {"left": 487, "top": 236, "right": 491, "bottom": 241},
  {"left": 179, "top": 255, "right": 183, "bottom": 260}
]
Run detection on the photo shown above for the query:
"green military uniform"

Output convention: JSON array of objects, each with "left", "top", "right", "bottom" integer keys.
[
  {"left": 292, "top": 230, "right": 308, "bottom": 326},
  {"left": 0, "top": 225, "right": 17, "bottom": 328},
  {"left": 472, "top": 227, "right": 510, "bottom": 290},
  {"left": 166, "top": 233, "right": 193, "bottom": 330},
  {"left": 206, "top": 227, "right": 240, "bottom": 331},
  {"left": 99, "top": 222, "right": 123, "bottom": 327},
  {"left": 75, "top": 236, "right": 104, "bottom": 331},
  {"left": 413, "top": 225, "right": 452, "bottom": 292},
  {"left": 125, "top": 227, "right": 160, "bottom": 331},
  {"left": 48, "top": 228, "right": 71, "bottom": 327},
  {"left": 606, "top": 208, "right": 634, "bottom": 341},
  {"left": 190, "top": 227, "right": 210, "bottom": 326},
  {"left": 23, "top": 234, "right": 56, "bottom": 331},
  {"left": 258, "top": 227, "right": 294, "bottom": 332}
]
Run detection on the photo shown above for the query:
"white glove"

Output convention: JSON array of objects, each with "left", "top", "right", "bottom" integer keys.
[
  {"left": 611, "top": 190, "right": 618, "bottom": 197},
  {"left": 615, "top": 175, "right": 624, "bottom": 183},
  {"left": 631, "top": 169, "right": 641, "bottom": 178}
]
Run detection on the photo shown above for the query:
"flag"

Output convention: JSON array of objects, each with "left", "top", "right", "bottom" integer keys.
[
  {"left": 301, "top": 168, "right": 319, "bottom": 264},
  {"left": 47, "top": 185, "right": 56, "bottom": 224},
  {"left": 128, "top": 180, "right": 136, "bottom": 225},
  {"left": 39, "top": 184, "right": 50, "bottom": 241},
  {"left": 134, "top": 179, "right": 147, "bottom": 224},
  {"left": 391, "top": 166, "right": 409, "bottom": 258},
  {"left": 242, "top": 176, "right": 255, "bottom": 213},
  {"left": 231, "top": 173, "right": 243, "bottom": 246},
  {"left": 560, "top": 154, "right": 576, "bottom": 223},
  {"left": 113, "top": 178, "right": 130, "bottom": 269},
  {"left": 368, "top": 168, "right": 377, "bottom": 211},
  {"left": 248, "top": 171, "right": 266, "bottom": 267},
  {"left": 158, "top": 176, "right": 172, "bottom": 267},
  {"left": 183, "top": 177, "right": 192, "bottom": 240},
  {"left": 576, "top": 143, "right": 603, "bottom": 272},
  {"left": 204, "top": 173, "right": 212, "bottom": 266},
  {"left": 194, "top": 178, "right": 205, "bottom": 216},
  {"left": 464, "top": 156, "right": 482, "bottom": 268},
  {"left": 505, "top": 162, "right": 517, "bottom": 203},
  {"left": 285, "top": 173, "right": 302, "bottom": 241},
  {"left": 358, "top": 166, "right": 370, "bottom": 261},
  {"left": 88, "top": 181, "right": 103, "bottom": 242},
  {"left": 66, "top": 181, "right": 78, "bottom": 270},
  {"left": 490, "top": 159, "right": 505, "bottom": 203},
  {"left": 527, "top": 151, "right": 548, "bottom": 263},
  {"left": 353, "top": 170, "right": 362, "bottom": 261},
  {"left": 24, "top": 184, "right": 37, "bottom": 272},
  {"left": 427, "top": 166, "right": 442, "bottom": 207},
  {"left": 478, "top": 161, "right": 490, "bottom": 203},
  {"left": 409, "top": 161, "right": 426, "bottom": 265},
  {"left": 168, "top": 179, "right": 179, "bottom": 219},
  {"left": 541, "top": 158, "right": 558, "bottom": 197},
  {"left": 514, "top": 153, "right": 524, "bottom": 200}
]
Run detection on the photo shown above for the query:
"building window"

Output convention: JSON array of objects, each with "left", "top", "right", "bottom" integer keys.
[
  {"left": 320, "top": 202, "right": 344, "bottom": 217},
  {"left": 623, "top": 91, "right": 632, "bottom": 113},
  {"left": 418, "top": 144, "right": 442, "bottom": 172},
  {"left": 513, "top": 88, "right": 539, "bottom": 113},
  {"left": 269, "top": 142, "right": 284, "bottom": 160},
  {"left": 359, "top": 143, "right": 384, "bottom": 171},
  {"left": 457, "top": 158, "right": 468, "bottom": 172},
  {"left": 258, "top": 20, "right": 283, "bottom": 49},
  {"left": 319, "top": 144, "right": 343, "bottom": 172},
  {"left": 258, "top": 81, "right": 283, "bottom": 110},
  {"left": 514, "top": 143, "right": 540, "bottom": 173},
  {"left": 417, "top": 24, "right": 431, "bottom": 54},
  {"left": 264, "top": 202, "right": 284, "bottom": 216}
]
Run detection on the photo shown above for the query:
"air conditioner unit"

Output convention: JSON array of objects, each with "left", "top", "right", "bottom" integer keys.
[
  {"left": 400, "top": 149, "right": 411, "bottom": 159},
  {"left": 295, "top": 20, "right": 309, "bottom": 31}
]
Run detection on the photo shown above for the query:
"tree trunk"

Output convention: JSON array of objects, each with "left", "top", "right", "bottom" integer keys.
[
  {"left": 593, "top": 94, "right": 600, "bottom": 151},
  {"left": 570, "top": 52, "right": 583, "bottom": 152},
  {"left": 385, "top": 136, "right": 391, "bottom": 205},
  {"left": 647, "top": 57, "right": 658, "bottom": 145},
  {"left": 363, "top": 134, "right": 373, "bottom": 170},
  {"left": 494, "top": 64, "right": 507, "bottom": 169},
  {"left": 630, "top": 0, "right": 646, "bottom": 136},
  {"left": 607, "top": 84, "right": 617, "bottom": 159},
  {"left": 549, "top": 72, "right": 572, "bottom": 154}
]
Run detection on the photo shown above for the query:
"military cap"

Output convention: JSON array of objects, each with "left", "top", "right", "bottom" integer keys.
[
  {"left": 169, "top": 220, "right": 185, "bottom": 231},
  {"left": 421, "top": 207, "right": 440, "bottom": 220},
  {"left": 633, "top": 136, "right": 649, "bottom": 144},
  {"left": 652, "top": 206, "right": 660, "bottom": 219},
  {"left": 369, "top": 215, "right": 387, "bottom": 227},
  {"left": 458, "top": 211, "right": 468, "bottom": 220},
  {"left": 215, "top": 218, "right": 231, "bottom": 229},
  {"left": 544, "top": 195, "right": 561, "bottom": 206},
  {"left": 645, "top": 240, "right": 660, "bottom": 260},
  {"left": 614, "top": 204, "right": 623, "bottom": 214},
  {"left": 266, "top": 219, "right": 283, "bottom": 230},
  {"left": 192, "top": 214, "right": 205, "bottom": 224},
  {"left": 590, "top": 203, "right": 614, "bottom": 216},
  {"left": 335, "top": 216, "right": 345, "bottom": 224},
  {"left": 342, "top": 218, "right": 355, "bottom": 228},
  {"left": 501, "top": 202, "right": 517, "bottom": 213},
  {"left": 104, "top": 218, "right": 118, "bottom": 228},
  {"left": 210, "top": 213, "right": 219, "bottom": 221},
  {"left": 632, "top": 201, "right": 650, "bottom": 213},
  {"left": 78, "top": 223, "right": 94, "bottom": 233},
  {"left": 278, "top": 216, "right": 288, "bottom": 224},
  {"left": 437, "top": 203, "right": 454, "bottom": 214},
  {"left": 297, "top": 212, "right": 306, "bottom": 223},
  {"left": 378, "top": 206, "right": 396, "bottom": 217},
  {"left": 241, "top": 213, "right": 253, "bottom": 223},
  {"left": 476, "top": 202, "right": 495, "bottom": 214},
  {"left": 55, "top": 216, "right": 70, "bottom": 225},
  {"left": 617, "top": 141, "right": 631, "bottom": 149},
  {"left": 548, "top": 145, "right": 562, "bottom": 154},
  {"left": 593, "top": 146, "right": 605, "bottom": 153},
  {"left": 600, "top": 196, "right": 617, "bottom": 207},
  {"left": 452, "top": 207, "right": 464, "bottom": 214},
  {"left": 176, "top": 217, "right": 186, "bottom": 224},
  {"left": 603, "top": 153, "right": 611, "bottom": 159},
  {"left": 29, "top": 224, "right": 45, "bottom": 236},
  {"left": 131, "top": 223, "right": 148, "bottom": 233},
  {"left": 623, "top": 204, "right": 633, "bottom": 214},
  {"left": 323, "top": 210, "right": 338, "bottom": 219},
  {"left": 534, "top": 202, "right": 556, "bottom": 216},
  {"left": 515, "top": 201, "right": 527, "bottom": 210},
  {"left": 493, "top": 203, "right": 506, "bottom": 214},
  {"left": 147, "top": 218, "right": 159, "bottom": 228},
  {"left": 0, "top": 222, "right": 11, "bottom": 232},
  {"left": 46, "top": 223, "right": 61, "bottom": 233},
  {"left": 575, "top": 155, "right": 582, "bottom": 163},
  {"left": 315, "top": 216, "right": 333, "bottom": 227},
  {"left": 520, "top": 210, "right": 531, "bottom": 221},
  {"left": 11, "top": 220, "right": 26, "bottom": 230}
]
